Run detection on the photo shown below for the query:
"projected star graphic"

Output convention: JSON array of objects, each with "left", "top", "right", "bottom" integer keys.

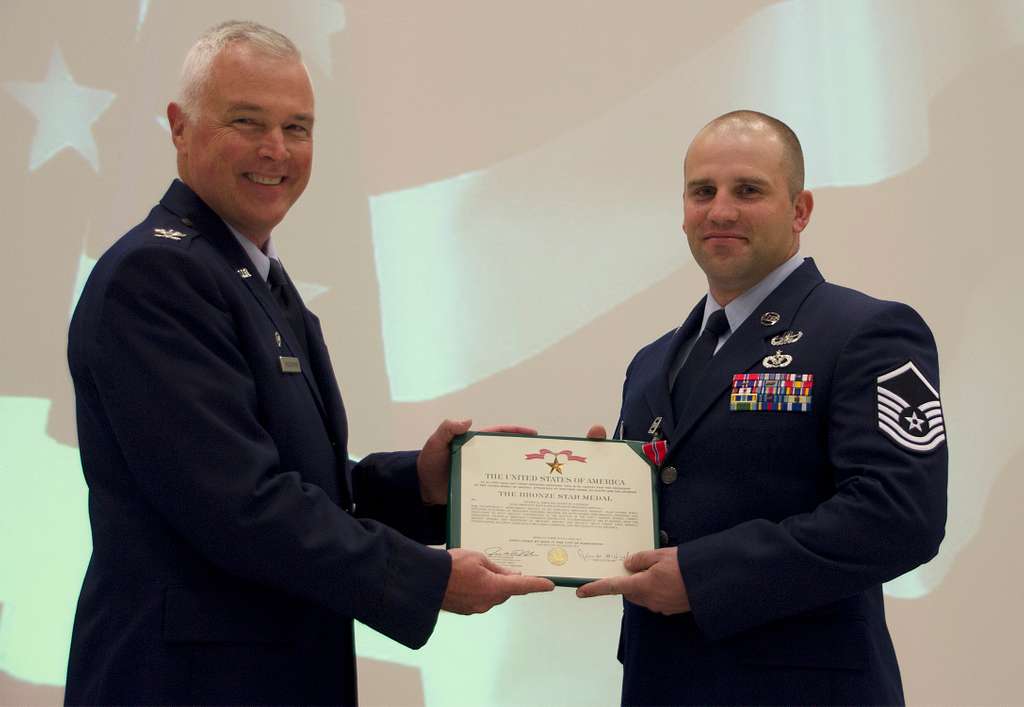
[{"left": 4, "top": 46, "right": 116, "bottom": 172}]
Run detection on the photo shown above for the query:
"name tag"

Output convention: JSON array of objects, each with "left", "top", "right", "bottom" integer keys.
[{"left": 279, "top": 356, "right": 302, "bottom": 374}]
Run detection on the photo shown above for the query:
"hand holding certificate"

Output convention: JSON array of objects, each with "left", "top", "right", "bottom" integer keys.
[{"left": 448, "top": 432, "right": 659, "bottom": 587}]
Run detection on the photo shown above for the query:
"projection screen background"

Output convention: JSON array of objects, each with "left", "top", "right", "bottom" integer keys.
[{"left": 1, "top": 1, "right": 1021, "bottom": 704}]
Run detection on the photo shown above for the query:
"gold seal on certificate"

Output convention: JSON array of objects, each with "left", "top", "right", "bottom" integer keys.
[
  {"left": 547, "top": 547, "right": 569, "bottom": 566},
  {"left": 448, "top": 432, "right": 659, "bottom": 587}
]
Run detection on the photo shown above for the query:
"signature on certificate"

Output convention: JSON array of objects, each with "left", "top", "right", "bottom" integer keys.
[
  {"left": 576, "top": 547, "right": 627, "bottom": 563},
  {"left": 484, "top": 546, "right": 540, "bottom": 559}
]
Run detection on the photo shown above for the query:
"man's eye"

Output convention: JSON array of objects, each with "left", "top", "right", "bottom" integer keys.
[
  {"left": 286, "top": 124, "right": 310, "bottom": 135},
  {"left": 693, "top": 187, "right": 715, "bottom": 198},
  {"left": 232, "top": 117, "right": 257, "bottom": 126},
  {"left": 738, "top": 185, "right": 761, "bottom": 196}
]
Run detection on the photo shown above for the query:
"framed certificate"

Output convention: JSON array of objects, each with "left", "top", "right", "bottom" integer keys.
[{"left": 448, "top": 432, "right": 659, "bottom": 587}]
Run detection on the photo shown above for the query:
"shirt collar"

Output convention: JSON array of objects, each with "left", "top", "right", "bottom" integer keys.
[
  {"left": 700, "top": 252, "right": 805, "bottom": 334},
  {"left": 225, "top": 223, "right": 277, "bottom": 282}
]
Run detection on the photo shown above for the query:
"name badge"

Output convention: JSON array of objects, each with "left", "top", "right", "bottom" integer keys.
[{"left": 279, "top": 356, "right": 302, "bottom": 374}]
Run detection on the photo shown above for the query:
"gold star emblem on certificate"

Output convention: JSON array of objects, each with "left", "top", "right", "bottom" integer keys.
[{"left": 546, "top": 458, "right": 564, "bottom": 474}]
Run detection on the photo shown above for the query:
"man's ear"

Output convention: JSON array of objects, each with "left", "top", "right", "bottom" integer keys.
[
  {"left": 793, "top": 189, "right": 814, "bottom": 234},
  {"left": 167, "top": 102, "right": 188, "bottom": 150}
]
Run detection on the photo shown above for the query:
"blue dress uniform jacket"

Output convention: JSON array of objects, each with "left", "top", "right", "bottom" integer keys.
[
  {"left": 65, "top": 181, "right": 452, "bottom": 706},
  {"left": 615, "top": 259, "right": 947, "bottom": 706}
]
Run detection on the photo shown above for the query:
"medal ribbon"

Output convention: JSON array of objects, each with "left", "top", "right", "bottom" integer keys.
[
  {"left": 642, "top": 439, "right": 668, "bottom": 466},
  {"left": 524, "top": 448, "right": 587, "bottom": 462}
]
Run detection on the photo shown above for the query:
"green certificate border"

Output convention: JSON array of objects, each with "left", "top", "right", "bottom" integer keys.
[{"left": 448, "top": 431, "right": 660, "bottom": 588}]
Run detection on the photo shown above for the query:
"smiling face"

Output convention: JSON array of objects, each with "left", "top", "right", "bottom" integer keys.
[
  {"left": 682, "top": 121, "right": 812, "bottom": 305},
  {"left": 168, "top": 43, "right": 314, "bottom": 247}
]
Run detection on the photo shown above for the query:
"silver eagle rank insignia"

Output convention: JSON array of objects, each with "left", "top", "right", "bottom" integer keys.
[{"left": 153, "top": 228, "right": 187, "bottom": 241}]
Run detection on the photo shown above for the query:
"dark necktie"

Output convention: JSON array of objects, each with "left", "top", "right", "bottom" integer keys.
[
  {"left": 671, "top": 308, "right": 730, "bottom": 420},
  {"left": 267, "top": 258, "right": 309, "bottom": 360}
]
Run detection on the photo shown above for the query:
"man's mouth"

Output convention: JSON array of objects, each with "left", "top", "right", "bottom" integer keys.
[{"left": 244, "top": 173, "right": 284, "bottom": 186}]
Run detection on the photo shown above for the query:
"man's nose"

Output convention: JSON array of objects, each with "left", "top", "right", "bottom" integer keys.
[
  {"left": 707, "top": 196, "right": 738, "bottom": 224},
  {"left": 257, "top": 128, "right": 289, "bottom": 161}
]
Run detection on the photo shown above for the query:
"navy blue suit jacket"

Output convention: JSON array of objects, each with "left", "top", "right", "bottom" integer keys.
[
  {"left": 615, "top": 259, "right": 947, "bottom": 705},
  {"left": 65, "top": 181, "right": 452, "bottom": 705}
]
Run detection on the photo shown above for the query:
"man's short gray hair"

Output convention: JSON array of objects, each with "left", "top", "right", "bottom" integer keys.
[{"left": 178, "top": 20, "right": 302, "bottom": 118}]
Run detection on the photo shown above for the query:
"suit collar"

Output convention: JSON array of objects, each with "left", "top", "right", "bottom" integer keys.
[
  {"left": 718, "top": 252, "right": 805, "bottom": 335},
  {"left": 158, "top": 180, "right": 328, "bottom": 419},
  {"left": 665, "top": 258, "right": 825, "bottom": 444},
  {"left": 225, "top": 221, "right": 275, "bottom": 282}
]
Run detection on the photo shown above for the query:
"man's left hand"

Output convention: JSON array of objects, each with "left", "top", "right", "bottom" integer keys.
[
  {"left": 417, "top": 419, "right": 537, "bottom": 505},
  {"left": 575, "top": 548, "right": 691, "bottom": 615}
]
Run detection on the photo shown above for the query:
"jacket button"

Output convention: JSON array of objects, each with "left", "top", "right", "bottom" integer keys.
[
  {"left": 659, "top": 530, "right": 669, "bottom": 546},
  {"left": 660, "top": 466, "right": 678, "bottom": 484}
]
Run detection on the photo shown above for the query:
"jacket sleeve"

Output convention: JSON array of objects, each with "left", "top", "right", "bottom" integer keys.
[
  {"left": 350, "top": 451, "right": 448, "bottom": 545},
  {"left": 86, "top": 245, "right": 451, "bottom": 649},
  {"left": 678, "top": 302, "right": 948, "bottom": 640}
]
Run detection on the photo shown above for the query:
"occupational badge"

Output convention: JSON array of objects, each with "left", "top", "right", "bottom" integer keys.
[
  {"left": 760, "top": 311, "right": 781, "bottom": 326},
  {"left": 770, "top": 330, "right": 803, "bottom": 346},
  {"left": 876, "top": 361, "right": 946, "bottom": 453},
  {"left": 237, "top": 268, "right": 252, "bottom": 279},
  {"left": 762, "top": 350, "right": 793, "bottom": 369}
]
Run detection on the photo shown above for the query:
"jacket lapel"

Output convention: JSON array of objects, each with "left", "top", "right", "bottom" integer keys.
[
  {"left": 667, "top": 259, "right": 825, "bottom": 444},
  {"left": 159, "top": 180, "right": 329, "bottom": 422},
  {"left": 643, "top": 297, "right": 706, "bottom": 437}
]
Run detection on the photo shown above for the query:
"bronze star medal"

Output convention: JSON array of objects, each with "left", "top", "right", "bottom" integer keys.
[{"left": 547, "top": 458, "right": 564, "bottom": 474}]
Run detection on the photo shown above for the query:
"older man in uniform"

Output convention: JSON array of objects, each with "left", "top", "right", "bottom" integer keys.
[
  {"left": 578, "top": 111, "right": 947, "bottom": 705},
  {"left": 65, "top": 21, "right": 552, "bottom": 706}
]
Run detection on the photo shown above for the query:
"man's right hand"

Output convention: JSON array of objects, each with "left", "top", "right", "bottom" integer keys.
[{"left": 442, "top": 549, "right": 555, "bottom": 614}]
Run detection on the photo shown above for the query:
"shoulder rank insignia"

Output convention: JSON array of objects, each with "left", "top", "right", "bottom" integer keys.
[
  {"left": 876, "top": 361, "right": 945, "bottom": 453},
  {"left": 153, "top": 227, "right": 187, "bottom": 241}
]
